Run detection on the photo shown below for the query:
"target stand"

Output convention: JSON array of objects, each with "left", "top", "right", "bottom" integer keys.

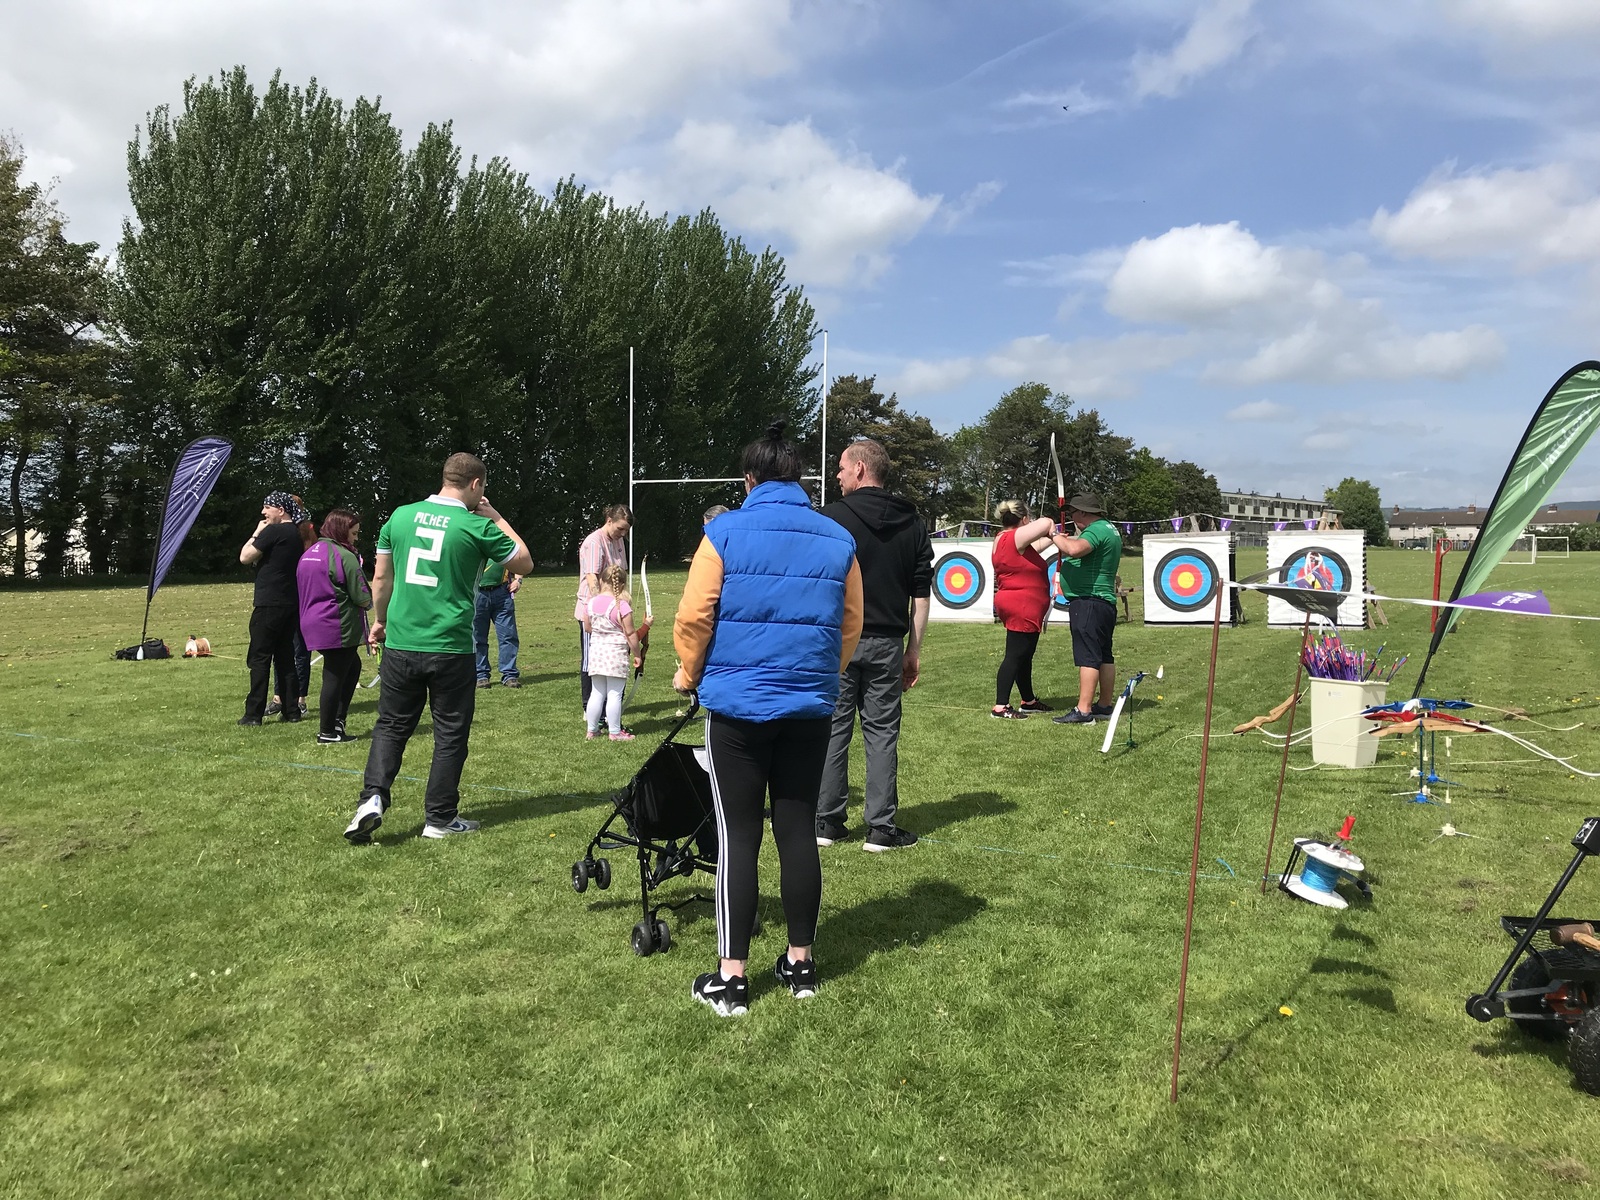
[{"left": 1142, "top": 533, "right": 1234, "bottom": 626}]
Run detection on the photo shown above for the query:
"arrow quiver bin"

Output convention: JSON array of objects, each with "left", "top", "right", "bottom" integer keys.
[{"left": 1466, "top": 816, "right": 1600, "bottom": 1095}]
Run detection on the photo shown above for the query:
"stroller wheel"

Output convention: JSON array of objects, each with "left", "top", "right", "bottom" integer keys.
[
  {"left": 654, "top": 918, "right": 672, "bottom": 952},
  {"left": 1572, "top": 1007, "right": 1600, "bottom": 1096},
  {"left": 1507, "top": 958, "right": 1564, "bottom": 1042},
  {"left": 594, "top": 858, "right": 612, "bottom": 890},
  {"left": 571, "top": 860, "right": 591, "bottom": 894},
  {"left": 631, "top": 920, "right": 656, "bottom": 957}
]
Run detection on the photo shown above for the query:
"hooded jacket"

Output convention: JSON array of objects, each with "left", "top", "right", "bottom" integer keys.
[{"left": 820, "top": 487, "right": 933, "bottom": 640}]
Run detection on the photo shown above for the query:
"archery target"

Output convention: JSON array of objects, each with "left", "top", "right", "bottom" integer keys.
[
  {"left": 929, "top": 541, "right": 996, "bottom": 622},
  {"left": 1046, "top": 560, "right": 1070, "bottom": 612},
  {"left": 1142, "top": 533, "right": 1233, "bottom": 625},
  {"left": 1266, "top": 530, "right": 1365, "bottom": 627}
]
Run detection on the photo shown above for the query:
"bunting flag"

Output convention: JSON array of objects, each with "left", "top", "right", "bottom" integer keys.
[
  {"left": 1220, "top": 518, "right": 1231, "bottom": 531},
  {"left": 1303, "top": 519, "right": 1314, "bottom": 530},
  {"left": 1170, "top": 517, "right": 1182, "bottom": 532},
  {"left": 1274, "top": 521, "right": 1286, "bottom": 531},
  {"left": 1415, "top": 361, "right": 1600, "bottom": 694}
]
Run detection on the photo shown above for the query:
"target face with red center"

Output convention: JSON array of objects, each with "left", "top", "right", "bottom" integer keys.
[
  {"left": 1046, "top": 561, "right": 1069, "bottom": 611},
  {"left": 1154, "top": 548, "right": 1220, "bottom": 612},
  {"left": 933, "top": 551, "right": 985, "bottom": 609}
]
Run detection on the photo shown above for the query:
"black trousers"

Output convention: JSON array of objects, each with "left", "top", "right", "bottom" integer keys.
[
  {"left": 244, "top": 605, "right": 300, "bottom": 721},
  {"left": 319, "top": 646, "right": 363, "bottom": 737},
  {"left": 996, "top": 629, "right": 1041, "bottom": 706},
  {"left": 578, "top": 621, "right": 592, "bottom": 712},
  {"left": 360, "top": 648, "right": 477, "bottom": 826},
  {"left": 704, "top": 712, "right": 829, "bottom": 961}
]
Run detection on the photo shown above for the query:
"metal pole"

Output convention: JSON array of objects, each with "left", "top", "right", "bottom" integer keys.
[
  {"left": 628, "top": 346, "right": 634, "bottom": 584},
  {"left": 1171, "top": 583, "right": 1224, "bottom": 1103},
  {"left": 1261, "top": 613, "right": 1311, "bottom": 892},
  {"left": 819, "top": 329, "right": 828, "bottom": 507}
]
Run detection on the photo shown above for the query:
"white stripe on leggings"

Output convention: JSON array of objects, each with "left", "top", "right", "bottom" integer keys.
[{"left": 703, "top": 714, "right": 733, "bottom": 960}]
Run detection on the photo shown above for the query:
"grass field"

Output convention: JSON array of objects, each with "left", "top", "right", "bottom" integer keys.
[{"left": 5, "top": 548, "right": 1600, "bottom": 1198}]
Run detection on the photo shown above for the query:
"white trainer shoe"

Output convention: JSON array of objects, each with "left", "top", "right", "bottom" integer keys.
[
  {"left": 421, "top": 817, "right": 481, "bottom": 839},
  {"left": 343, "top": 795, "right": 385, "bottom": 844}
]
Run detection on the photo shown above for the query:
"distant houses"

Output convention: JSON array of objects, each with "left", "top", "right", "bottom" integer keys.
[{"left": 1387, "top": 503, "right": 1600, "bottom": 547}]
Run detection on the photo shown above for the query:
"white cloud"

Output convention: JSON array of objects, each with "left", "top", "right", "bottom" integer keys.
[
  {"left": 1000, "top": 84, "right": 1115, "bottom": 117},
  {"left": 1130, "top": 0, "right": 1261, "bottom": 100},
  {"left": 1303, "top": 431, "right": 1353, "bottom": 452},
  {"left": 611, "top": 119, "right": 941, "bottom": 287},
  {"left": 1227, "top": 399, "right": 1291, "bottom": 421},
  {"left": 1, "top": 0, "right": 798, "bottom": 250},
  {"left": 1100, "top": 219, "right": 1506, "bottom": 384},
  {"left": 1442, "top": 0, "right": 1600, "bottom": 42},
  {"left": 1371, "top": 164, "right": 1600, "bottom": 267},
  {"left": 940, "top": 180, "right": 1003, "bottom": 231},
  {"left": 888, "top": 332, "right": 1195, "bottom": 401}
]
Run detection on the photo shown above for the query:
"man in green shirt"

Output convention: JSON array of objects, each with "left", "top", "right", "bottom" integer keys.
[
  {"left": 344, "top": 452, "right": 533, "bottom": 843},
  {"left": 1052, "top": 493, "right": 1124, "bottom": 726}
]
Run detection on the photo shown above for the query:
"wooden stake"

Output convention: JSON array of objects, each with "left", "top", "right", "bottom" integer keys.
[
  {"left": 1261, "top": 613, "right": 1311, "bottom": 893},
  {"left": 1171, "top": 583, "right": 1224, "bottom": 1103}
]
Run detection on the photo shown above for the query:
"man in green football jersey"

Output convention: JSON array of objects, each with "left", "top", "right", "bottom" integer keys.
[{"left": 344, "top": 452, "right": 533, "bottom": 843}]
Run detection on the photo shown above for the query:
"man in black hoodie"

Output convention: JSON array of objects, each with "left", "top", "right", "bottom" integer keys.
[{"left": 817, "top": 440, "right": 933, "bottom": 851}]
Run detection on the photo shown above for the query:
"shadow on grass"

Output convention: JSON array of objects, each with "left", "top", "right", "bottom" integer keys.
[
  {"left": 909, "top": 791, "right": 1017, "bottom": 835},
  {"left": 1471, "top": 1024, "right": 1570, "bottom": 1068},
  {"left": 817, "top": 879, "right": 988, "bottom": 980},
  {"left": 1308, "top": 956, "right": 1392, "bottom": 979},
  {"left": 461, "top": 788, "right": 613, "bottom": 832}
]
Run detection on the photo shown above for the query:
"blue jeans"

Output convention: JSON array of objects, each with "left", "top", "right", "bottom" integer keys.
[{"left": 473, "top": 586, "right": 520, "bottom": 680}]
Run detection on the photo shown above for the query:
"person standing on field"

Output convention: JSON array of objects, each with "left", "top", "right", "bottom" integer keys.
[
  {"left": 343, "top": 453, "right": 533, "bottom": 843},
  {"left": 816, "top": 439, "right": 932, "bottom": 852},
  {"left": 474, "top": 558, "right": 522, "bottom": 690},
  {"left": 1051, "top": 493, "right": 1124, "bottom": 727},
  {"left": 575, "top": 505, "right": 633, "bottom": 720},
  {"left": 238, "top": 491, "right": 306, "bottom": 726},
  {"left": 296, "top": 507, "right": 372, "bottom": 744}
]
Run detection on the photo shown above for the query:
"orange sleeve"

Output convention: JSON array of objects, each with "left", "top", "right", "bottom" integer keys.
[
  {"left": 673, "top": 536, "right": 725, "bottom": 688},
  {"left": 839, "top": 559, "right": 864, "bottom": 671}
]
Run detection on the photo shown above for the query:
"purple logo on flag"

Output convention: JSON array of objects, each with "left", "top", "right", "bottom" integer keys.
[
  {"left": 1454, "top": 589, "right": 1552, "bottom": 615},
  {"left": 149, "top": 436, "right": 234, "bottom": 600}
]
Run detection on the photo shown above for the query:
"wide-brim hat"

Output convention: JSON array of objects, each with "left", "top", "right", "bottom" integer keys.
[{"left": 1068, "top": 493, "right": 1106, "bottom": 515}]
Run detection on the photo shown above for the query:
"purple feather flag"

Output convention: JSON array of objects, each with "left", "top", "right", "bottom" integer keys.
[{"left": 149, "top": 436, "right": 233, "bottom": 600}]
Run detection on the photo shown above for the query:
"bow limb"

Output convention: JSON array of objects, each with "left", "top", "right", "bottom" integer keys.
[
  {"left": 1050, "top": 432, "right": 1066, "bottom": 531},
  {"left": 626, "top": 556, "right": 651, "bottom": 709}
]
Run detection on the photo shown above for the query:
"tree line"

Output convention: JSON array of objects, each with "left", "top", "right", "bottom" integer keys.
[{"left": 3, "top": 66, "right": 1336, "bottom": 583}]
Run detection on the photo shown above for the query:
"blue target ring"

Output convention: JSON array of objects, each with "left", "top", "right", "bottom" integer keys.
[
  {"left": 934, "top": 551, "right": 985, "bottom": 609},
  {"left": 1277, "top": 547, "right": 1350, "bottom": 595},
  {"left": 1047, "top": 561, "right": 1069, "bottom": 611},
  {"left": 1155, "top": 548, "right": 1220, "bottom": 612}
]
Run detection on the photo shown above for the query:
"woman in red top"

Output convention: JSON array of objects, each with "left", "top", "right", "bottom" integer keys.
[{"left": 990, "top": 500, "right": 1073, "bottom": 718}]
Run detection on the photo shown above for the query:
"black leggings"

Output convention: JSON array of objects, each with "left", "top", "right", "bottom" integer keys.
[
  {"left": 319, "top": 646, "right": 363, "bottom": 737},
  {"left": 704, "top": 712, "right": 829, "bottom": 962},
  {"left": 996, "top": 629, "right": 1041, "bottom": 706}
]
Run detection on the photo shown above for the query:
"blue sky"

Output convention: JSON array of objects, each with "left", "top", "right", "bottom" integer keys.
[{"left": 9, "top": 0, "right": 1600, "bottom": 504}]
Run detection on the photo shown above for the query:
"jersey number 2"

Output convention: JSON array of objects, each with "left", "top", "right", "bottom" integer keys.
[{"left": 405, "top": 529, "right": 445, "bottom": 587}]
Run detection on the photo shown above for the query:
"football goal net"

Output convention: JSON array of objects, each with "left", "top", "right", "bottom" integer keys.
[
  {"left": 1501, "top": 534, "right": 1535, "bottom": 565},
  {"left": 1534, "top": 535, "right": 1570, "bottom": 559}
]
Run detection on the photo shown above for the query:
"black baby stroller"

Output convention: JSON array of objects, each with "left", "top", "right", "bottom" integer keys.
[{"left": 571, "top": 702, "right": 723, "bottom": 957}]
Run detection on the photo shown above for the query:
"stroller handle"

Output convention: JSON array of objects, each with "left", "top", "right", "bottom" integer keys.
[{"left": 662, "top": 695, "right": 701, "bottom": 743}]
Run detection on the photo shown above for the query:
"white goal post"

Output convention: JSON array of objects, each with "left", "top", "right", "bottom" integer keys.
[
  {"left": 1501, "top": 534, "right": 1535, "bottom": 565},
  {"left": 1534, "top": 535, "right": 1570, "bottom": 559}
]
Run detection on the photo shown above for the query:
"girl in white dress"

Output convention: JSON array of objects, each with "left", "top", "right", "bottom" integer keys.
[{"left": 583, "top": 563, "right": 642, "bottom": 741}]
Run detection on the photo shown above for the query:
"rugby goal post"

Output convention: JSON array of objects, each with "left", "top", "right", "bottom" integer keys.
[{"left": 1534, "top": 534, "right": 1570, "bottom": 559}]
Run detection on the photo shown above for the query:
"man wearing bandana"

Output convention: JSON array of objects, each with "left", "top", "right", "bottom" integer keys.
[{"left": 239, "top": 491, "right": 308, "bottom": 725}]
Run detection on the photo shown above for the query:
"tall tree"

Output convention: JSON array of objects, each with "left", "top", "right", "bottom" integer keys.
[
  {"left": 1122, "top": 449, "right": 1178, "bottom": 535},
  {"left": 1327, "top": 477, "right": 1389, "bottom": 546},
  {"left": 1169, "top": 460, "right": 1223, "bottom": 525}
]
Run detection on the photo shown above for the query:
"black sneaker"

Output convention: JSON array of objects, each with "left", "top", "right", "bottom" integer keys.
[
  {"left": 299, "top": 699, "right": 309, "bottom": 716},
  {"left": 280, "top": 712, "right": 302, "bottom": 724},
  {"left": 265, "top": 699, "right": 283, "bottom": 717},
  {"left": 1052, "top": 708, "right": 1097, "bottom": 725},
  {"left": 691, "top": 971, "right": 750, "bottom": 1017},
  {"left": 317, "top": 731, "right": 358, "bottom": 744},
  {"left": 864, "top": 827, "right": 919, "bottom": 852},
  {"left": 990, "top": 706, "right": 1027, "bottom": 720},
  {"left": 1019, "top": 699, "right": 1054, "bottom": 712},
  {"left": 237, "top": 716, "right": 262, "bottom": 727},
  {"left": 773, "top": 953, "right": 819, "bottom": 998},
  {"left": 816, "top": 821, "right": 849, "bottom": 847},
  {"left": 1090, "top": 703, "right": 1116, "bottom": 717}
]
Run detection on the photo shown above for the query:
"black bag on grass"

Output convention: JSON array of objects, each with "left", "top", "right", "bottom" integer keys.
[{"left": 114, "top": 639, "right": 171, "bottom": 661}]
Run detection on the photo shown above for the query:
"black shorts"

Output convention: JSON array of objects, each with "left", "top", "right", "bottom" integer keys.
[{"left": 1068, "top": 597, "right": 1116, "bottom": 668}]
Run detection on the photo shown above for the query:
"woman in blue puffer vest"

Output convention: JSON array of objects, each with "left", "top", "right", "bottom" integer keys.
[{"left": 673, "top": 421, "right": 863, "bottom": 1016}]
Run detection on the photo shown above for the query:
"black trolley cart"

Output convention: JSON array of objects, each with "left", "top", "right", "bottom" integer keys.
[
  {"left": 1466, "top": 816, "right": 1600, "bottom": 1095},
  {"left": 570, "top": 703, "right": 721, "bottom": 957}
]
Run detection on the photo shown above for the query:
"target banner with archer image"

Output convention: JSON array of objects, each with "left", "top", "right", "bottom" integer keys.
[
  {"left": 929, "top": 541, "right": 995, "bottom": 622},
  {"left": 1141, "top": 533, "right": 1234, "bottom": 625},
  {"left": 1265, "top": 530, "right": 1365, "bottom": 627}
]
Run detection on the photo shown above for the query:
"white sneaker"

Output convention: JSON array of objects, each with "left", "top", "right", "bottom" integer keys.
[
  {"left": 343, "top": 795, "right": 385, "bottom": 844},
  {"left": 421, "top": 817, "right": 480, "bottom": 839}
]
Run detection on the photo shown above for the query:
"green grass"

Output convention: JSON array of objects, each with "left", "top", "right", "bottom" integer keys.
[{"left": 4, "top": 549, "right": 1600, "bottom": 1198}]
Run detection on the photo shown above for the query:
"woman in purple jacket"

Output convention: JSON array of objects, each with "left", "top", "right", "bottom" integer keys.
[{"left": 296, "top": 508, "right": 373, "bottom": 744}]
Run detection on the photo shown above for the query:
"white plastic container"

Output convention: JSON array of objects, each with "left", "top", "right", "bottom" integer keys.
[{"left": 1308, "top": 678, "right": 1387, "bottom": 768}]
